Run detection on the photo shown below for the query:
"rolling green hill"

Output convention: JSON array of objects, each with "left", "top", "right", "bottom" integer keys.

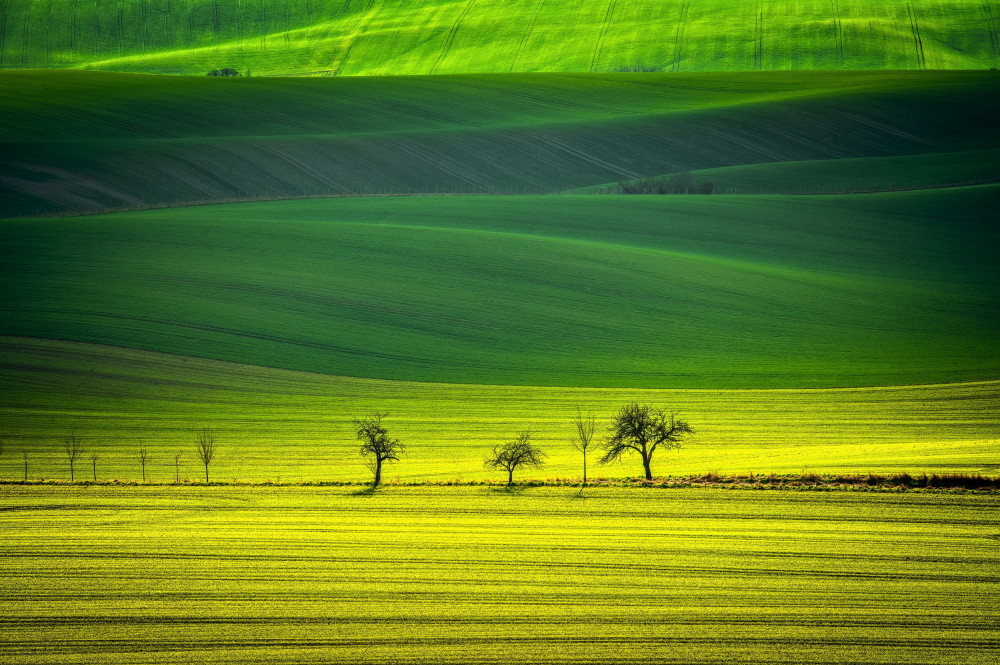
[
  {"left": 1, "top": 0, "right": 998, "bottom": 75},
  {"left": 2, "top": 187, "right": 997, "bottom": 389},
  {"left": 3, "top": 69, "right": 998, "bottom": 217}
]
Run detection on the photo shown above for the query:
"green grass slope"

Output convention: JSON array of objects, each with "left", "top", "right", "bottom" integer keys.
[
  {"left": 3, "top": 338, "right": 998, "bottom": 482},
  {"left": 2, "top": 486, "right": 998, "bottom": 664},
  {"left": 2, "top": 0, "right": 999, "bottom": 75},
  {"left": 3, "top": 70, "right": 998, "bottom": 217},
  {"left": 3, "top": 188, "right": 997, "bottom": 389}
]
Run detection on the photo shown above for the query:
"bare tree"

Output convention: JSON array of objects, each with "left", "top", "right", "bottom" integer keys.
[
  {"left": 138, "top": 443, "right": 150, "bottom": 482},
  {"left": 353, "top": 413, "right": 402, "bottom": 488},
  {"left": 600, "top": 403, "right": 693, "bottom": 480},
  {"left": 22, "top": 449, "right": 28, "bottom": 481},
  {"left": 89, "top": 450, "right": 99, "bottom": 481},
  {"left": 196, "top": 429, "right": 216, "bottom": 483},
  {"left": 572, "top": 408, "right": 596, "bottom": 484},
  {"left": 64, "top": 433, "right": 83, "bottom": 482},
  {"left": 485, "top": 430, "right": 546, "bottom": 486},
  {"left": 173, "top": 452, "right": 182, "bottom": 483},
  {"left": 670, "top": 171, "right": 696, "bottom": 194}
]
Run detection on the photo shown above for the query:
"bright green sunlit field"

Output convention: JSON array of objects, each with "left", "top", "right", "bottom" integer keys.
[{"left": 3, "top": 0, "right": 1000, "bottom": 75}]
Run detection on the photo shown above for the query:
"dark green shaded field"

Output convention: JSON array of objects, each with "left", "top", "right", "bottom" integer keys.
[
  {"left": 3, "top": 188, "right": 998, "bottom": 388},
  {"left": 3, "top": 70, "right": 998, "bottom": 217},
  {"left": 1, "top": 485, "right": 996, "bottom": 664}
]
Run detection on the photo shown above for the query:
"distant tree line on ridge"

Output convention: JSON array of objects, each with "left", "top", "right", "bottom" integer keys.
[{"left": 618, "top": 172, "right": 716, "bottom": 195}]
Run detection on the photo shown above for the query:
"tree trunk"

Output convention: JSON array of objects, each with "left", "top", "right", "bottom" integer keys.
[
  {"left": 508, "top": 468, "right": 513, "bottom": 486},
  {"left": 69, "top": 462, "right": 74, "bottom": 482},
  {"left": 92, "top": 460, "right": 97, "bottom": 481},
  {"left": 373, "top": 458, "right": 382, "bottom": 488},
  {"left": 583, "top": 454, "right": 587, "bottom": 484},
  {"left": 141, "top": 462, "right": 145, "bottom": 483},
  {"left": 642, "top": 456, "right": 652, "bottom": 481},
  {"left": 204, "top": 462, "right": 209, "bottom": 483}
]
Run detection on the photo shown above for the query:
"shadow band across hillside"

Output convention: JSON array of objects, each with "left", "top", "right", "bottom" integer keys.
[{"left": 2, "top": 70, "right": 998, "bottom": 218}]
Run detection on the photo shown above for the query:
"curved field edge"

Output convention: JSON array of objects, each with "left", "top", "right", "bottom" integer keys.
[
  {"left": 2, "top": 0, "right": 999, "bottom": 75},
  {"left": 566, "top": 149, "right": 1000, "bottom": 194},
  {"left": 2, "top": 337, "right": 997, "bottom": 483},
  {"left": 1, "top": 486, "right": 997, "bottom": 664},
  {"left": 3, "top": 189, "right": 997, "bottom": 389}
]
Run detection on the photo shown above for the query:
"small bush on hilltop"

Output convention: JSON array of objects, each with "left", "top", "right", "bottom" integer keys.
[{"left": 610, "top": 63, "right": 663, "bottom": 72}]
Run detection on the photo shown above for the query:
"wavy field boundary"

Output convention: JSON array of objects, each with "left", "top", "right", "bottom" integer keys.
[
  {"left": 2, "top": 0, "right": 999, "bottom": 75},
  {"left": 2, "top": 70, "right": 998, "bottom": 217},
  {"left": 2, "top": 338, "right": 997, "bottom": 483},
  {"left": 570, "top": 149, "right": 1000, "bottom": 194},
  {"left": 1, "top": 485, "right": 997, "bottom": 663}
]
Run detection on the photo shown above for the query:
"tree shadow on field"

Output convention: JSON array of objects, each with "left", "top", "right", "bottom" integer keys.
[
  {"left": 487, "top": 484, "right": 534, "bottom": 496},
  {"left": 350, "top": 485, "right": 380, "bottom": 497}
]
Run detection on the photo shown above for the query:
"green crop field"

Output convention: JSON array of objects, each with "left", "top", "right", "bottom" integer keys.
[
  {"left": 3, "top": 189, "right": 998, "bottom": 389},
  {"left": 2, "top": 0, "right": 999, "bottom": 75},
  {"left": 2, "top": 0, "right": 999, "bottom": 661},
  {"left": 2, "top": 337, "right": 998, "bottom": 483},
  {"left": 1, "top": 485, "right": 998, "bottom": 663},
  {"left": 3, "top": 69, "right": 998, "bottom": 217}
]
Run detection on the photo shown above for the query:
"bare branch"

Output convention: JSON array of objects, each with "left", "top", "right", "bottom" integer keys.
[
  {"left": 600, "top": 403, "right": 694, "bottom": 480},
  {"left": 572, "top": 408, "right": 596, "bottom": 484},
  {"left": 572, "top": 407, "right": 596, "bottom": 454},
  {"left": 64, "top": 433, "right": 83, "bottom": 482},
  {"left": 138, "top": 443, "right": 151, "bottom": 482},
  {"left": 484, "top": 430, "right": 546, "bottom": 485},
  {"left": 196, "top": 428, "right": 216, "bottom": 482},
  {"left": 353, "top": 412, "right": 403, "bottom": 488}
]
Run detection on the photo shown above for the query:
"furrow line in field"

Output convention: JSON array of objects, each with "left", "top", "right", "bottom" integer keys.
[
  {"left": 529, "top": 133, "right": 641, "bottom": 180},
  {"left": 240, "top": 141, "right": 347, "bottom": 192},
  {"left": 753, "top": 1, "right": 761, "bottom": 70},
  {"left": 985, "top": 1, "right": 1000, "bottom": 65},
  {"left": 430, "top": 0, "right": 477, "bottom": 75},
  {"left": 832, "top": 0, "right": 844, "bottom": 67},
  {"left": 377, "top": 137, "right": 494, "bottom": 189},
  {"left": 670, "top": 0, "right": 689, "bottom": 72},
  {"left": 906, "top": 3, "right": 925, "bottom": 69},
  {"left": 589, "top": 0, "right": 616, "bottom": 73},
  {"left": 672, "top": 0, "right": 690, "bottom": 72},
  {"left": 510, "top": 0, "right": 544, "bottom": 73},
  {"left": 326, "top": 0, "right": 376, "bottom": 73}
]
